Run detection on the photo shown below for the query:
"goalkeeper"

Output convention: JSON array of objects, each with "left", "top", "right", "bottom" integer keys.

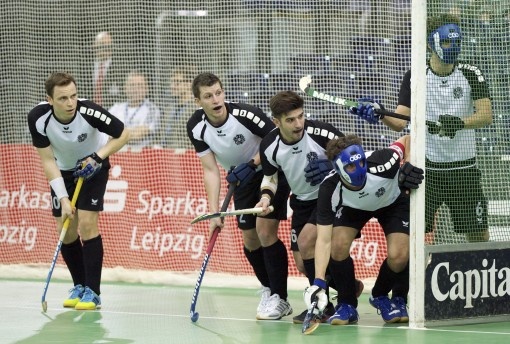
[
  {"left": 304, "top": 134, "right": 423, "bottom": 325},
  {"left": 27, "top": 72, "right": 130, "bottom": 310},
  {"left": 187, "top": 73, "right": 291, "bottom": 320},
  {"left": 350, "top": 13, "right": 493, "bottom": 242}
]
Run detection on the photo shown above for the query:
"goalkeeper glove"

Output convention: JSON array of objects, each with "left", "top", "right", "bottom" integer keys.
[
  {"left": 350, "top": 97, "right": 384, "bottom": 124},
  {"left": 438, "top": 114, "right": 465, "bottom": 139}
]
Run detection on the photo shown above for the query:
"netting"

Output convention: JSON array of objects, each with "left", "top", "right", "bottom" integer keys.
[{"left": 1, "top": 1, "right": 509, "bottom": 294}]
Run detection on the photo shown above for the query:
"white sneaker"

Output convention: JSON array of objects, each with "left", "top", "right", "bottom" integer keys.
[
  {"left": 256, "top": 286, "right": 271, "bottom": 316},
  {"left": 256, "top": 294, "right": 293, "bottom": 320}
]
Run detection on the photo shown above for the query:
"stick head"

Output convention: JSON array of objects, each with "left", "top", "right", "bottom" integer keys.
[
  {"left": 191, "top": 311, "right": 199, "bottom": 322},
  {"left": 42, "top": 301, "right": 48, "bottom": 313},
  {"left": 299, "top": 75, "right": 312, "bottom": 93}
]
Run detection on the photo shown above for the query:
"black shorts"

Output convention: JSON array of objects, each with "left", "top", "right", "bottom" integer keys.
[
  {"left": 51, "top": 167, "right": 109, "bottom": 217},
  {"left": 233, "top": 170, "right": 290, "bottom": 230},
  {"left": 425, "top": 166, "right": 488, "bottom": 233},
  {"left": 332, "top": 193, "right": 410, "bottom": 237},
  {"left": 289, "top": 195, "right": 318, "bottom": 251}
]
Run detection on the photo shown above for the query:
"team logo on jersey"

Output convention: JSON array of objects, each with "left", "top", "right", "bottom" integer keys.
[
  {"left": 62, "top": 126, "right": 72, "bottom": 133},
  {"left": 233, "top": 134, "right": 245, "bottom": 145},
  {"left": 306, "top": 152, "right": 319, "bottom": 161},
  {"left": 77, "top": 133, "right": 87, "bottom": 142},
  {"left": 375, "top": 187, "right": 386, "bottom": 198},
  {"left": 216, "top": 130, "right": 226, "bottom": 137},
  {"left": 453, "top": 87, "right": 463, "bottom": 99}
]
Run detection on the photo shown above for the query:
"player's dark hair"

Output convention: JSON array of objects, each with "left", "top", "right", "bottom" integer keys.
[
  {"left": 326, "top": 134, "right": 362, "bottom": 160},
  {"left": 427, "top": 13, "right": 461, "bottom": 38},
  {"left": 192, "top": 72, "right": 223, "bottom": 98},
  {"left": 45, "top": 72, "right": 76, "bottom": 97},
  {"left": 269, "top": 91, "right": 304, "bottom": 119}
]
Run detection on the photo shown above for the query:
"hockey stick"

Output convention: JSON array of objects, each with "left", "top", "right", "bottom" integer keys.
[
  {"left": 299, "top": 75, "right": 438, "bottom": 126},
  {"left": 190, "top": 205, "right": 274, "bottom": 224},
  {"left": 190, "top": 182, "right": 236, "bottom": 323},
  {"left": 302, "top": 299, "right": 322, "bottom": 335},
  {"left": 41, "top": 177, "right": 84, "bottom": 313}
]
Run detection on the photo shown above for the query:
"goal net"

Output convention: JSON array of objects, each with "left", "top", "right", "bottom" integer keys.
[{"left": 1, "top": 0, "right": 509, "bottom": 319}]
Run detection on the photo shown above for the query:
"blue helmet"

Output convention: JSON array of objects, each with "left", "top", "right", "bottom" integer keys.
[
  {"left": 333, "top": 144, "right": 367, "bottom": 187},
  {"left": 427, "top": 23, "right": 462, "bottom": 64}
]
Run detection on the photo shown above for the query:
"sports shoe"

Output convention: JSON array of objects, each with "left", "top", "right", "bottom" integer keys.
[
  {"left": 292, "top": 302, "right": 335, "bottom": 324},
  {"left": 75, "top": 286, "right": 101, "bottom": 310},
  {"left": 256, "top": 286, "right": 271, "bottom": 317},
  {"left": 391, "top": 296, "right": 409, "bottom": 323},
  {"left": 63, "top": 284, "right": 84, "bottom": 308},
  {"left": 328, "top": 303, "right": 359, "bottom": 325},
  {"left": 256, "top": 294, "right": 293, "bottom": 320},
  {"left": 369, "top": 295, "right": 401, "bottom": 323}
]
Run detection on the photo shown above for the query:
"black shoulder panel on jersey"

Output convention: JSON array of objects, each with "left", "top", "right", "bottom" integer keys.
[
  {"left": 227, "top": 102, "right": 275, "bottom": 137},
  {"left": 78, "top": 100, "right": 125, "bottom": 138},
  {"left": 305, "top": 119, "right": 344, "bottom": 149},
  {"left": 456, "top": 62, "right": 491, "bottom": 100},
  {"left": 398, "top": 70, "right": 412, "bottom": 108},
  {"left": 27, "top": 102, "right": 52, "bottom": 148},
  {"left": 367, "top": 148, "right": 401, "bottom": 179},
  {"left": 260, "top": 128, "right": 281, "bottom": 175}
]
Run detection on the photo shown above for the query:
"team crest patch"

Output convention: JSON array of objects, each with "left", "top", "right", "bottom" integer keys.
[
  {"left": 77, "top": 133, "right": 87, "bottom": 142},
  {"left": 233, "top": 134, "right": 245, "bottom": 145},
  {"left": 375, "top": 187, "right": 386, "bottom": 198},
  {"left": 453, "top": 87, "right": 463, "bottom": 99},
  {"left": 306, "top": 152, "right": 319, "bottom": 162}
]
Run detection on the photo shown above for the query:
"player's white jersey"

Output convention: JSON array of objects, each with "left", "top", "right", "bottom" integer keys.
[
  {"left": 398, "top": 62, "right": 490, "bottom": 165},
  {"left": 316, "top": 142, "right": 405, "bottom": 225},
  {"left": 27, "top": 99, "right": 125, "bottom": 171},
  {"left": 260, "top": 119, "right": 343, "bottom": 201},
  {"left": 187, "top": 102, "right": 274, "bottom": 172}
]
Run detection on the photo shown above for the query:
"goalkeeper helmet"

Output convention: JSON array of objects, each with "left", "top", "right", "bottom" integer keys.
[
  {"left": 333, "top": 144, "right": 367, "bottom": 187},
  {"left": 427, "top": 23, "right": 462, "bottom": 64}
]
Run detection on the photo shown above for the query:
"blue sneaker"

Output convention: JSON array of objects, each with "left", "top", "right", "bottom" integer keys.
[
  {"left": 369, "top": 295, "right": 401, "bottom": 323},
  {"left": 328, "top": 303, "right": 359, "bottom": 325},
  {"left": 391, "top": 297, "right": 409, "bottom": 323},
  {"left": 63, "top": 284, "right": 84, "bottom": 308},
  {"left": 75, "top": 286, "right": 101, "bottom": 310}
]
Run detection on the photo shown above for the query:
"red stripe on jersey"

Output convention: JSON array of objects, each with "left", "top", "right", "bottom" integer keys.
[{"left": 389, "top": 141, "right": 405, "bottom": 160}]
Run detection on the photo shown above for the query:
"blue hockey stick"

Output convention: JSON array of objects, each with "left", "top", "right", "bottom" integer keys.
[{"left": 190, "top": 182, "right": 236, "bottom": 322}]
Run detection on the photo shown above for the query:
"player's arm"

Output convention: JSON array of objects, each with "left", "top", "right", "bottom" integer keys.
[
  {"left": 96, "top": 127, "right": 130, "bottom": 160},
  {"left": 382, "top": 105, "right": 410, "bottom": 132},
  {"left": 199, "top": 152, "right": 224, "bottom": 238},
  {"left": 314, "top": 223, "right": 332, "bottom": 281},
  {"left": 37, "top": 146, "right": 73, "bottom": 221},
  {"left": 463, "top": 98, "right": 492, "bottom": 129}
]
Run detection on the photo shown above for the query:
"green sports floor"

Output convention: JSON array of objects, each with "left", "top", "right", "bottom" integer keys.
[{"left": 2, "top": 279, "right": 509, "bottom": 344}]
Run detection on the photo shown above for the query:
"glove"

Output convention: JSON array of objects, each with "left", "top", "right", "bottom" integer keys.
[
  {"left": 303, "top": 279, "right": 328, "bottom": 314},
  {"left": 427, "top": 121, "right": 441, "bottom": 135},
  {"left": 398, "top": 162, "right": 424, "bottom": 189},
  {"left": 226, "top": 160, "right": 257, "bottom": 188},
  {"left": 438, "top": 114, "right": 465, "bottom": 139},
  {"left": 73, "top": 152, "right": 103, "bottom": 181},
  {"left": 304, "top": 159, "right": 333, "bottom": 186},
  {"left": 349, "top": 97, "right": 384, "bottom": 124}
]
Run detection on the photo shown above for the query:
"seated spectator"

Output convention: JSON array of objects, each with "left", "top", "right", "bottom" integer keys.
[{"left": 109, "top": 70, "right": 160, "bottom": 151}]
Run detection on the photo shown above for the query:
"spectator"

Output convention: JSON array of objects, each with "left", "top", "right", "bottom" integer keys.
[
  {"left": 91, "top": 31, "right": 124, "bottom": 109},
  {"left": 159, "top": 65, "right": 197, "bottom": 148},
  {"left": 109, "top": 70, "right": 161, "bottom": 151}
]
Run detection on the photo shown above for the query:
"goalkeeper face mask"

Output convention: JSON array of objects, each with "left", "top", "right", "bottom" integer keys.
[
  {"left": 333, "top": 144, "right": 367, "bottom": 187},
  {"left": 428, "top": 23, "right": 462, "bottom": 64}
]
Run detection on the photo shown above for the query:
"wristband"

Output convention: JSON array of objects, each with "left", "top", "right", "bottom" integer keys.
[
  {"left": 313, "top": 278, "right": 327, "bottom": 290},
  {"left": 49, "top": 177, "right": 69, "bottom": 200},
  {"left": 90, "top": 152, "right": 103, "bottom": 163},
  {"left": 260, "top": 194, "right": 272, "bottom": 204}
]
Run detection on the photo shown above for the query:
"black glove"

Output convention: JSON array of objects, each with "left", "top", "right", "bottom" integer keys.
[
  {"left": 226, "top": 160, "right": 257, "bottom": 188},
  {"left": 438, "top": 115, "right": 465, "bottom": 139},
  {"left": 304, "top": 159, "right": 334, "bottom": 186},
  {"left": 398, "top": 162, "right": 424, "bottom": 189},
  {"left": 73, "top": 152, "right": 103, "bottom": 181}
]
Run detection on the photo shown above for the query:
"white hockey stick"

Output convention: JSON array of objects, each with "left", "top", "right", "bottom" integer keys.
[{"left": 191, "top": 206, "right": 274, "bottom": 225}]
